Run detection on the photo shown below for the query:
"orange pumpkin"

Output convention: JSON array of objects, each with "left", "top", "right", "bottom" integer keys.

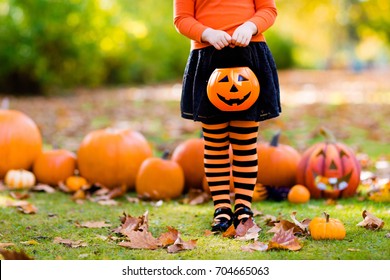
[
  {"left": 207, "top": 67, "right": 260, "bottom": 111},
  {"left": 33, "top": 149, "right": 77, "bottom": 186},
  {"left": 309, "top": 212, "right": 346, "bottom": 240},
  {"left": 135, "top": 155, "right": 184, "bottom": 200},
  {"left": 296, "top": 128, "right": 361, "bottom": 199},
  {"left": 77, "top": 128, "right": 152, "bottom": 190},
  {"left": 287, "top": 184, "right": 310, "bottom": 204},
  {"left": 171, "top": 138, "right": 205, "bottom": 191},
  {"left": 65, "top": 175, "right": 88, "bottom": 192},
  {"left": 257, "top": 131, "right": 301, "bottom": 187},
  {"left": 0, "top": 110, "right": 42, "bottom": 178}
]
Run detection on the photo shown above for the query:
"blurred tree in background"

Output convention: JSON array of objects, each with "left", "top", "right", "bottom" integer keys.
[{"left": 0, "top": 0, "right": 389, "bottom": 94}]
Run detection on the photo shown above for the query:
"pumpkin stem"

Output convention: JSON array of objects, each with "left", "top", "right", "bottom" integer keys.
[
  {"left": 162, "top": 150, "right": 171, "bottom": 160},
  {"left": 319, "top": 127, "right": 336, "bottom": 143},
  {"left": 323, "top": 212, "right": 330, "bottom": 223},
  {"left": 270, "top": 130, "right": 281, "bottom": 147}
]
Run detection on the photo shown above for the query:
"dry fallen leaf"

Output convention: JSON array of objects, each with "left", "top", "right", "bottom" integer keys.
[
  {"left": 385, "top": 233, "right": 390, "bottom": 238},
  {"left": 290, "top": 212, "right": 311, "bottom": 235},
  {"left": 357, "top": 210, "right": 384, "bottom": 230},
  {"left": 0, "top": 242, "right": 15, "bottom": 248},
  {"left": 235, "top": 219, "right": 262, "bottom": 241},
  {"left": 167, "top": 236, "right": 197, "bottom": 253},
  {"left": 267, "top": 228, "right": 302, "bottom": 251},
  {"left": 119, "top": 231, "right": 161, "bottom": 250},
  {"left": 9, "top": 192, "right": 30, "bottom": 200},
  {"left": 182, "top": 189, "right": 210, "bottom": 205},
  {"left": 32, "top": 184, "right": 56, "bottom": 193},
  {"left": 241, "top": 241, "right": 268, "bottom": 252},
  {"left": 76, "top": 221, "right": 112, "bottom": 228},
  {"left": 53, "top": 237, "right": 87, "bottom": 248},
  {"left": 158, "top": 226, "right": 179, "bottom": 247},
  {"left": 0, "top": 249, "right": 33, "bottom": 260},
  {"left": 20, "top": 240, "right": 39, "bottom": 246}
]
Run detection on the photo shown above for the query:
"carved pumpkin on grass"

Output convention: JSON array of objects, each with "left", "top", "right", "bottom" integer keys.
[
  {"left": 207, "top": 67, "right": 260, "bottom": 111},
  {"left": 297, "top": 128, "right": 361, "bottom": 199},
  {"left": 77, "top": 128, "right": 152, "bottom": 190},
  {"left": 0, "top": 110, "right": 42, "bottom": 178},
  {"left": 33, "top": 149, "right": 77, "bottom": 186}
]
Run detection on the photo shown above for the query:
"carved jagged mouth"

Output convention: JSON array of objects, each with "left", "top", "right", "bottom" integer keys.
[
  {"left": 314, "top": 171, "right": 352, "bottom": 191},
  {"left": 217, "top": 92, "right": 251, "bottom": 106}
]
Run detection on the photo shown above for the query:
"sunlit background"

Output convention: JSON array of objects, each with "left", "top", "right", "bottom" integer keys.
[{"left": 0, "top": 0, "right": 389, "bottom": 94}]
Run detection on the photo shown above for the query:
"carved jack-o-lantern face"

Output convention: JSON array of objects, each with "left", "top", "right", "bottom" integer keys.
[
  {"left": 297, "top": 141, "right": 361, "bottom": 199},
  {"left": 207, "top": 67, "right": 260, "bottom": 111}
]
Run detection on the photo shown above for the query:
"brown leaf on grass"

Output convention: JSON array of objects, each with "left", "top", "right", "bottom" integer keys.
[
  {"left": 357, "top": 210, "right": 384, "bottom": 230},
  {"left": 119, "top": 231, "right": 161, "bottom": 250},
  {"left": 235, "top": 219, "right": 262, "bottom": 241},
  {"left": 182, "top": 189, "right": 210, "bottom": 205},
  {"left": 222, "top": 224, "right": 236, "bottom": 238},
  {"left": 267, "top": 212, "right": 310, "bottom": 236},
  {"left": 72, "top": 189, "right": 86, "bottom": 201},
  {"left": 9, "top": 191, "right": 30, "bottom": 200},
  {"left": 0, "top": 249, "right": 33, "bottom": 260},
  {"left": 32, "top": 184, "right": 56, "bottom": 193},
  {"left": 260, "top": 214, "right": 278, "bottom": 226},
  {"left": 268, "top": 228, "right": 302, "bottom": 251},
  {"left": 113, "top": 211, "right": 149, "bottom": 236},
  {"left": 385, "top": 233, "right": 390, "bottom": 238},
  {"left": 76, "top": 221, "right": 112, "bottom": 228},
  {"left": 53, "top": 237, "right": 87, "bottom": 248},
  {"left": 126, "top": 197, "right": 140, "bottom": 203},
  {"left": 204, "top": 230, "right": 216, "bottom": 237},
  {"left": 290, "top": 212, "right": 311, "bottom": 235},
  {"left": 158, "top": 226, "right": 179, "bottom": 247},
  {"left": 18, "top": 203, "right": 38, "bottom": 214},
  {"left": 0, "top": 243, "right": 15, "bottom": 248},
  {"left": 241, "top": 241, "right": 268, "bottom": 252},
  {"left": 167, "top": 236, "right": 197, "bottom": 253}
]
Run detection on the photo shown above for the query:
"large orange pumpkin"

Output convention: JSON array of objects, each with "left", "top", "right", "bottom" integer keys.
[
  {"left": 135, "top": 154, "right": 184, "bottom": 200},
  {"left": 77, "top": 128, "right": 152, "bottom": 190},
  {"left": 33, "top": 149, "right": 77, "bottom": 186},
  {"left": 207, "top": 67, "right": 260, "bottom": 111},
  {"left": 171, "top": 138, "right": 205, "bottom": 191},
  {"left": 296, "top": 128, "right": 361, "bottom": 199},
  {"left": 257, "top": 131, "right": 301, "bottom": 187},
  {"left": 0, "top": 110, "right": 42, "bottom": 178}
]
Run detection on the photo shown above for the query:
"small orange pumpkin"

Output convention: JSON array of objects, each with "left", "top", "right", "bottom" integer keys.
[
  {"left": 135, "top": 153, "right": 184, "bottom": 200},
  {"left": 33, "top": 149, "right": 77, "bottom": 186},
  {"left": 207, "top": 67, "right": 260, "bottom": 111},
  {"left": 309, "top": 212, "right": 346, "bottom": 240},
  {"left": 0, "top": 110, "right": 42, "bottom": 178},
  {"left": 65, "top": 176, "right": 88, "bottom": 192},
  {"left": 287, "top": 184, "right": 310, "bottom": 204}
]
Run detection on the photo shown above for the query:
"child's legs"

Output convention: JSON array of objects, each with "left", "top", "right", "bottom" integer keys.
[
  {"left": 201, "top": 122, "right": 231, "bottom": 210},
  {"left": 228, "top": 120, "right": 259, "bottom": 212}
]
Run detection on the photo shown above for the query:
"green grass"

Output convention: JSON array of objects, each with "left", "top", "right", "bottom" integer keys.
[{"left": 1, "top": 190, "right": 389, "bottom": 260}]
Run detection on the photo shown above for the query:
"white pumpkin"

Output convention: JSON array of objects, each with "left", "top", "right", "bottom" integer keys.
[{"left": 4, "top": 169, "right": 36, "bottom": 189}]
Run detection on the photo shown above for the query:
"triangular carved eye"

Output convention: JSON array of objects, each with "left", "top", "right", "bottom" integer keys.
[
  {"left": 219, "top": 75, "right": 229, "bottom": 82},
  {"left": 340, "top": 150, "right": 349, "bottom": 158},
  {"left": 316, "top": 150, "right": 326, "bottom": 157},
  {"left": 238, "top": 75, "right": 248, "bottom": 82}
]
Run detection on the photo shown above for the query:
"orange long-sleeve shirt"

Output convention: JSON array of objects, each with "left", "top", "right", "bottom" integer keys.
[{"left": 174, "top": 0, "right": 277, "bottom": 50}]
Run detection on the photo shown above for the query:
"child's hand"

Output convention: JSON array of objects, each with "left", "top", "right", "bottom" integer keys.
[
  {"left": 201, "top": 28, "right": 231, "bottom": 50},
  {"left": 230, "top": 21, "right": 257, "bottom": 48}
]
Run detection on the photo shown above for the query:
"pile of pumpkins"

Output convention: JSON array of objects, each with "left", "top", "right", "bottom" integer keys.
[{"left": 0, "top": 109, "right": 361, "bottom": 203}]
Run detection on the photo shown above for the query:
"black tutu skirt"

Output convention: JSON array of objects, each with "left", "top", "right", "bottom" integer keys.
[{"left": 180, "top": 42, "right": 281, "bottom": 124}]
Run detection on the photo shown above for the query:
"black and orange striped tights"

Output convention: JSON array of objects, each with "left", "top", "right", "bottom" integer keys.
[{"left": 202, "top": 120, "right": 259, "bottom": 230}]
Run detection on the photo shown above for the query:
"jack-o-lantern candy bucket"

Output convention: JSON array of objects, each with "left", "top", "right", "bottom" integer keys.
[{"left": 207, "top": 67, "right": 260, "bottom": 112}]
